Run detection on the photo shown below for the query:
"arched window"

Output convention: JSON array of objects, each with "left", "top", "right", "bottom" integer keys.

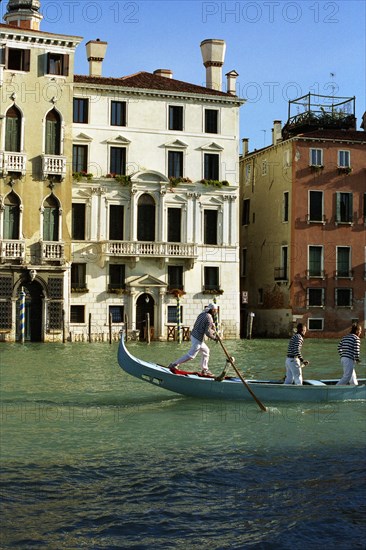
[
  {"left": 5, "top": 105, "right": 21, "bottom": 152},
  {"left": 3, "top": 191, "right": 20, "bottom": 239},
  {"left": 45, "top": 109, "right": 61, "bottom": 155},
  {"left": 137, "top": 194, "right": 155, "bottom": 242},
  {"left": 43, "top": 195, "right": 59, "bottom": 241}
]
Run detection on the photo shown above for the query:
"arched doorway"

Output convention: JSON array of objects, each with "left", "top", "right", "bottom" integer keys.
[
  {"left": 136, "top": 293, "right": 154, "bottom": 341},
  {"left": 17, "top": 281, "right": 43, "bottom": 342}
]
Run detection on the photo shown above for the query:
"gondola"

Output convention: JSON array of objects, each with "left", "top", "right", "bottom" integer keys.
[{"left": 117, "top": 332, "right": 366, "bottom": 403}]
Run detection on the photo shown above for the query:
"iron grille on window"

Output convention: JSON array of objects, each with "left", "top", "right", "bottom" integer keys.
[
  {"left": 48, "top": 301, "right": 63, "bottom": 330},
  {"left": 48, "top": 278, "right": 63, "bottom": 299},
  {"left": 0, "top": 301, "right": 12, "bottom": 329},
  {"left": 0, "top": 277, "right": 13, "bottom": 298}
]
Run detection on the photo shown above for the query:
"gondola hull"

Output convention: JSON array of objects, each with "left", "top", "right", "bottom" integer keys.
[{"left": 117, "top": 334, "right": 366, "bottom": 403}]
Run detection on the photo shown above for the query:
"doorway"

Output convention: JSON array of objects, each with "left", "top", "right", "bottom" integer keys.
[
  {"left": 17, "top": 282, "right": 43, "bottom": 342},
  {"left": 136, "top": 293, "right": 154, "bottom": 341}
]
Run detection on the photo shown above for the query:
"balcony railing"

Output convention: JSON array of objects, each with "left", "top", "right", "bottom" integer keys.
[
  {"left": 0, "top": 239, "right": 25, "bottom": 262},
  {"left": 274, "top": 267, "right": 288, "bottom": 281},
  {"left": 42, "top": 155, "right": 66, "bottom": 180},
  {"left": 1, "top": 152, "right": 27, "bottom": 176},
  {"left": 40, "top": 241, "right": 65, "bottom": 263},
  {"left": 103, "top": 241, "right": 198, "bottom": 258},
  {"left": 306, "top": 269, "right": 325, "bottom": 279}
]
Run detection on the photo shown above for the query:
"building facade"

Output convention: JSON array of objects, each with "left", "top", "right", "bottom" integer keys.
[
  {"left": 0, "top": 2, "right": 244, "bottom": 342},
  {"left": 240, "top": 94, "right": 366, "bottom": 338}
]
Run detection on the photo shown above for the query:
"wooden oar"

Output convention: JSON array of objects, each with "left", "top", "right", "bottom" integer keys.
[{"left": 215, "top": 335, "right": 267, "bottom": 412}]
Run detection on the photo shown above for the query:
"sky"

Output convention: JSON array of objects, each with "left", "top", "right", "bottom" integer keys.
[{"left": 3, "top": 0, "right": 364, "bottom": 151}]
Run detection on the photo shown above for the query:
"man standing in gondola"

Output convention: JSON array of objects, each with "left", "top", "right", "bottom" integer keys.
[
  {"left": 284, "top": 323, "right": 309, "bottom": 385},
  {"left": 336, "top": 324, "right": 362, "bottom": 385},
  {"left": 168, "top": 304, "right": 218, "bottom": 376}
]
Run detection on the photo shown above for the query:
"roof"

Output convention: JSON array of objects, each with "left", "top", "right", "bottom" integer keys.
[
  {"left": 296, "top": 129, "right": 366, "bottom": 142},
  {"left": 0, "top": 22, "right": 82, "bottom": 41},
  {"left": 74, "top": 71, "right": 236, "bottom": 98}
]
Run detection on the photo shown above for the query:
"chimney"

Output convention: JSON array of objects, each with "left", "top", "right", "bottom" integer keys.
[
  {"left": 226, "top": 70, "right": 238, "bottom": 95},
  {"left": 242, "top": 138, "right": 249, "bottom": 156},
  {"left": 200, "top": 39, "right": 226, "bottom": 91},
  {"left": 272, "top": 120, "right": 282, "bottom": 145},
  {"left": 86, "top": 39, "right": 108, "bottom": 77},
  {"left": 153, "top": 69, "right": 173, "bottom": 79},
  {"left": 361, "top": 111, "right": 366, "bottom": 131},
  {"left": 4, "top": 0, "right": 43, "bottom": 30}
]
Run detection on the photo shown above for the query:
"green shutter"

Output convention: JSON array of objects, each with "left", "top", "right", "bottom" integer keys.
[{"left": 5, "top": 116, "right": 20, "bottom": 152}]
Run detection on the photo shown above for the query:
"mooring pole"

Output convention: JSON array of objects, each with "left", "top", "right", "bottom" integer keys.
[{"left": 19, "top": 287, "right": 25, "bottom": 344}]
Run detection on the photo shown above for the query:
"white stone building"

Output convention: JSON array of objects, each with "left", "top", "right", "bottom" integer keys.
[{"left": 70, "top": 39, "right": 244, "bottom": 340}]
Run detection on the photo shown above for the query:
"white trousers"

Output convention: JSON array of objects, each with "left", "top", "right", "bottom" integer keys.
[
  {"left": 336, "top": 357, "right": 358, "bottom": 385},
  {"left": 175, "top": 336, "right": 210, "bottom": 371},
  {"left": 284, "top": 357, "right": 303, "bottom": 385}
]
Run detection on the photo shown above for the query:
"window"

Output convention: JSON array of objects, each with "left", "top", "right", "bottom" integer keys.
[
  {"left": 5, "top": 106, "right": 21, "bottom": 152},
  {"left": 168, "top": 208, "right": 181, "bottom": 242},
  {"left": 109, "top": 305, "right": 124, "bottom": 323},
  {"left": 5, "top": 48, "right": 30, "bottom": 71},
  {"left": 308, "top": 246, "right": 323, "bottom": 277},
  {"left": 204, "top": 266, "right": 219, "bottom": 291},
  {"left": 109, "top": 205, "right": 124, "bottom": 240},
  {"left": 168, "top": 266, "right": 183, "bottom": 290},
  {"left": 167, "top": 305, "right": 183, "bottom": 324},
  {"left": 275, "top": 247, "right": 288, "bottom": 280},
  {"left": 168, "top": 151, "right": 183, "bottom": 178},
  {"left": 137, "top": 194, "right": 155, "bottom": 241},
  {"left": 309, "top": 191, "right": 323, "bottom": 222},
  {"left": 72, "top": 203, "right": 86, "bottom": 240},
  {"left": 45, "top": 109, "right": 61, "bottom": 155},
  {"left": 72, "top": 145, "right": 88, "bottom": 173},
  {"left": 73, "top": 98, "right": 89, "bottom": 124},
  {"left": 335, "top": 288, "right": 352, "bottom": 307},
  {"left": 262, "top": 160, "right": 267, "bottom": 176},
  {"left": 283, "top": 192, "right": 289, "bottom": 222},
  {"left": 245, "top": 164, "right": 251, "bottom": 185},
  {"left": 338, "top": 150, "right": 350, "bottom": 167},
  {"left": 71, "top": 264, "right": 86, "bottom": 291},
  {"left": 307, "top": 288, "right": 324, "bottom": 307},
  {"left": 3, "top": 192, "right": 20, "bottom": 240},
  {"left": 336, "top": 192, "right": 353, "bottom": 223},
  {"left": 43, "top": 195, "right": 59, "bottom": 241},
  {"left": 308, "top": 318, "right": 324, "bottom": 331},
  {"left": 310, "top": 148, "right": 323, "bottom": 166},
  {"left": 111, "top": 101, "right": 126, "bottom": 126},
  {"left": 336, "top": 247, "right": 351, "bottom": 278},
  {"left": 47, "top": 53, "right": 69, "bottom": 76},
  {"left": 204, "top": 210, "right": 218, "bottom": 245},
  {"left": 205, "top": 109, "right": 218, "bottom": 133},
  {"left": 70, "top": 305, "right": 85, "bottom": 323},
  {"left": 110, "top": 147, "right": 126, "bottom": 175},
  {"left": 109, "top": 264, "right": 125, "bottom": 291},
  {"left": 242, "top": 248, "right": 247, "bottom": 277},
  {"left": 169, "top": 106, "right": 183, "bottom": 130},
  {"left": 204, "top": 153, "right": 219, "bottom": 180},
  {"left": 242, "top": 199, "right": 250, "bottom": 225}
]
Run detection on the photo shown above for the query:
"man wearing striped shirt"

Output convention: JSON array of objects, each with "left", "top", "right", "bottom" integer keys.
[
  {"left": 336, "top": 324, "right": 362, "bottom": 385},
  {"left": 168, "top": 304, "right": 218, "bottom": 376},
  {"left": 285, "top": 323, "right": 309, "bottom": 385}
]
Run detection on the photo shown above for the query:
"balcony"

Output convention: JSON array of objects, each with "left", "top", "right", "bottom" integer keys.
[
  {"left": 103, "top": 241, "right": 198, "bottom": 259},
  {"left": 40, "top": 241, "right": 65, "bottom": 264},
  {"left": 42, "top": 155, "right": 66, "bottom": 180},
  {"left": 1, "top": 152, "right": 27, "bottom": 176},
  {"left": 274, "top": 267, "right": 288, "bottom": 281},
  {"left": 306, "top": 269, "right": 325, "bottom": 280},
  {"left": 0, "top": 239, "right": 25, "bottom": 263}
]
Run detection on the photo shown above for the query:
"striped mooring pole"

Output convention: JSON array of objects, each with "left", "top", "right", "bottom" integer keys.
[
  {"left": 176, "top": 295, "right": 182, "bottom": 343},
  {"left": 19, "top": 287, "right": 26, "bottom": 344}
]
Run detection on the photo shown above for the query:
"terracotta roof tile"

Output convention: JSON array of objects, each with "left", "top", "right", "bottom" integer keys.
[{"left": 74, "top": 71, "right": 233, "bottom": 97}]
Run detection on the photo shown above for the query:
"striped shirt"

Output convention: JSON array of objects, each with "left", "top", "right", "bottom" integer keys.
[
  {"left": 338, "top": 333, "right": 360, "bottom": 361},
  {"left": 191, "top": 311, "right": 216, "bottom": 342},
  {"left": 287, "top": 333, "right": 304, "bottom": 362}
]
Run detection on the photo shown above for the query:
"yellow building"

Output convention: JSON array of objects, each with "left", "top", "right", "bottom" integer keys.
[{"left": 0, "top": 0, "right": 81, "bottom": 341}]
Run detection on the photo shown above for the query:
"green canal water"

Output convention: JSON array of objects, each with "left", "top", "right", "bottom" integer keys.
[{"left": 1, "top": 338, "right": 365, "bottom": 549}]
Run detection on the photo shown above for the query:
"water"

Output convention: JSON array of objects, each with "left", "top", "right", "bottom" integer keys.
[{"left": 1, "top": 339, "right": 365, "bottom": 549}]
